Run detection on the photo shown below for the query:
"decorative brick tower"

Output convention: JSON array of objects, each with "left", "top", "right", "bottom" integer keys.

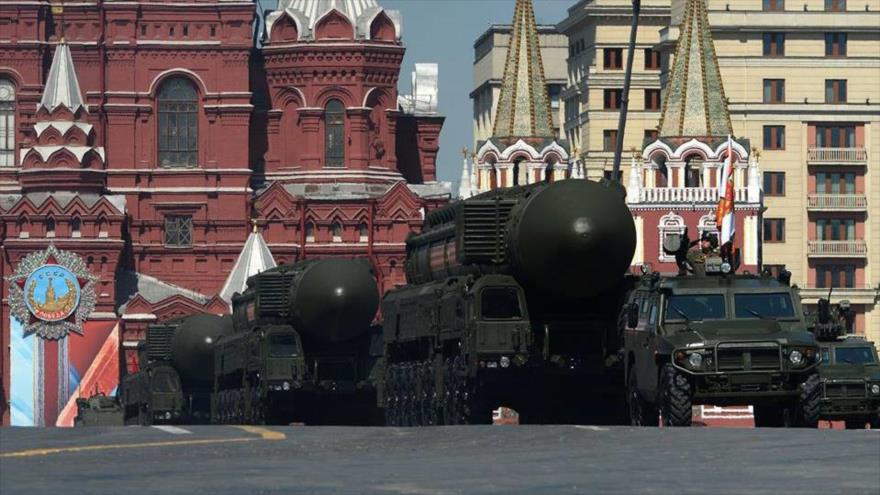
[{"left": 473, "top": 0, "right": 570, "bottom": 193}]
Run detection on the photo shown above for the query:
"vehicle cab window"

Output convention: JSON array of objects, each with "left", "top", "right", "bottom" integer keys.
[
  {"left": 734, "top": 293, "right": 795, "bottom": 319},
  {"left": 665, "top": 294, "right": 726, "bottom": 321},
  {"left": 269, "top": 334, "right": 299, "bottom": 357},
  {"left": 835, "top": 347, "right": 875, "bottom": 365},
  {"left": 480, "top": 287, "right": 523, "bottom": 320},
  {"left": 820, "top": 347, "right": 831, "bottom": 364}
]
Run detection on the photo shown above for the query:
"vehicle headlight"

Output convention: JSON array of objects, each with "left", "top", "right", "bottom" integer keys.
[
  {"left": 165, "top": 411, "right": 172, "bottom": 420},
  {"left": 789, "top": 350, "right": 804, "bottom": 366},
  {"left": 688, "top": 352, "right": 703, "bottom": 368},
  {"left": 871, "top": 384, "right": 880, "bottom": 395},
  {"left": 721, "top": 262, "right": 732, "bottom": 274},
  {"left": 500, "top": 356, "right": 511, "bottom": 368},
  {"left": 282, "top": 381, "right": 291, "bottom": 391}
]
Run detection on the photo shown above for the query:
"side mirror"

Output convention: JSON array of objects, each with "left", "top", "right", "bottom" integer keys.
[{"left": 627, "top": 303, "right": 639, "bottom": 329}]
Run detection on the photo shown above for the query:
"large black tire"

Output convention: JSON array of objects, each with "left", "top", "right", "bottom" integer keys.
[
  {"left": 627, "top": 368, "right": 658, "bottom": 427},
  {"left": 753, "top": 405, "right": 785, "bottom": 428},
  {"left": 659, "top": 364, "right": 692, "bottom": 427},
  {"left": 794, "top": 374, "right": 820, "bottom": 428}
]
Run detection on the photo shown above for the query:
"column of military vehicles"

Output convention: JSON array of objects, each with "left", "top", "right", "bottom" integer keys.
[{"left": 77, "top": 177, "right": 878, "bottom": 428}]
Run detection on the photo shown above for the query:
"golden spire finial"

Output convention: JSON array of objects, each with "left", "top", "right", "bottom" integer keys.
[{"left": 251, "top": 218, "right": 259, "bottom": 234}]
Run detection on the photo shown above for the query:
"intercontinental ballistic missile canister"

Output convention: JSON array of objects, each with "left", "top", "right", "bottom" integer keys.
[
  {"left": 234, "top": 259, "right": 380, "bottom": 343},
  {"left": 405, "top": 179, "right": 636, "bottom": 300},
  {"left": 170, "top": 314, "right": 234, "bottom": 384}
]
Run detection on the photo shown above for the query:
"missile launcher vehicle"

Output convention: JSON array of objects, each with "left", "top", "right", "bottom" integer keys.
[
  {"left": 811, "top": 298, "right": 880, "bottom": 429},
  {"left": 622, "top": 261, "right": 821, "bottom": 428},
  {"left": 219, "top": 258, "right": 382, "bottom": 425},
  {"left": 381, "top": 179, "right": 637, "bottom": 425}
]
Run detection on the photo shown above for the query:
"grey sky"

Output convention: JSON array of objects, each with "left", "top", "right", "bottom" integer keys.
[{"left": 259, "top": 0, "right": 573, "bottom": 189}]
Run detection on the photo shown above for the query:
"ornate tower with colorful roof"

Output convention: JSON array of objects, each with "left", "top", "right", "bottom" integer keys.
[{"left": 473, "top": 0, "right": 569, "bottom": 193}]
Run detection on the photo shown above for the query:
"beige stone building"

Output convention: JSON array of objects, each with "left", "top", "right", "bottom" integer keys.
[
  {"left": 473, "top": 0, "right": 880, "bottom": 342},
  {"left": 472, "top": 24, "right": 569, "bottom": 148}
]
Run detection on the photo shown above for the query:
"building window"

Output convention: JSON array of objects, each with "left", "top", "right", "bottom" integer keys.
[
  {"left": 763, "top": 0, "right": 784, "bottom": 10},
  {"left": 763, "top": 125, "right": 785, "bottom": 150},
  {"left": 548, "top": 85, "right": 561, "bottom": 110},
  {"left": 644, "top": 49, "right": 661, "bottom": 70},
  {"left": 158, "top": 78, "right": 198, "bottom": 167},
  {"left": 816, "top": 264, "right": 855, "bottom": 288},
  {"left": 825, "top": 33, "right": 847, "bottom": 57},
  {"left": 324, "top": 99, "right": 345, "bottom": 167},
  {"left": 603, "top": 130, "right": 618, "bottom": 152},
  {"left": 644, "top": 89, "right": 661, "bottom": 111},
  {"left": 358, "top": 222, "right": 369, "bottom": 242},
  {"left": 825, "top": 80, "right": 847, "bottom": 103},
  {"left": 817, "top": 218, "right": 856, "bottom": 241},
  {"left": 763, "top": 79, "right": 785, "bottom": 103},
  {"left": 331, "top": 222, "right": 343, "bottom": 242},
  {"left": 644, "top": 129, "right": 659, "bottom": 142},
  {"left": 825, "top": 0, "right": 846, "bottom": 11},
  {"left": 763, "top": 172, "right": 785, "bottom": 196},
  {"left": 71, "top": 217, "right": 81, "bottom": 238},
  {"left": 164, "top": 215, "right": 193, "bottom": 247},
  {"left": 816, "top": 171, "right": 856, "bottom": 194},
  {"left": 763, "top": 218, "right": 785, "bottom": 242},
  {"left": 604, "top": 48, "right": 623, "bottom": 70},
  {"left": 0, "top": 78, "right": 14, "bottom": 167},
  {"left": 604, "top": 89, "right": 622, "bottom": 110},
  {"left": 816, "top": 125, "right": 856, "bottom": 148},
  {"left": 763, "top": 33, "right": 785, "bottom": 57},
  {"left": 45, "top": 218, "right": 56, "bottom": 238},
  {"left": 305, "top": 222, "right": 315, "bottom": 242}
]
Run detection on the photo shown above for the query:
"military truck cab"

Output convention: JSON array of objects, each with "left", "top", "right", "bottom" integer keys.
[{"left": 623, "top": 270, "right": 821, "bottom": 427}]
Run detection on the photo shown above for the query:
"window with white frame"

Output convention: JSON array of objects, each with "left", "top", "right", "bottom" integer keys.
[
  {"left": 658, "top": 212, "right": 685, "bottom": 262},
  {"left": 0, "top": 78, "right": 15, "bottom": 167}
]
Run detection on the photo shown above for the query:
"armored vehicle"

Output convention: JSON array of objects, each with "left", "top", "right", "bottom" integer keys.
[
  {"left": 382, "top": 179, "right": 637, "bottom": 425},
  {"left": 123, "top": 314, "right": 232, "bottom": 425},
  {"left": 811, "top": 299, "right": 880, "bottom": 429},
  {"left": 622, "top": 266, "right": 821, "bottom": 427},
  {"left": 74, "top": 393, "right": 124, "bottom": 427},
  {"left": 221, "top": 258, "right": 382, "bottom": 425}
]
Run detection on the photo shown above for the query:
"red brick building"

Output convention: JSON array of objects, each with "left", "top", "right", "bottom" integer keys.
[{"left": 0, "top": 0, "right": 449, "bottom": 425}]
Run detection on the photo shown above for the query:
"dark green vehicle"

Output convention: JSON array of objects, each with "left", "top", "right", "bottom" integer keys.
[
  {"left": 220, "top": 259, "right": 382, "bottom": 425},
  {"left": 122, "top": 315, "right": 230, "bottom": 425},
  {"left": 812, "top": 299, "right": 880, "bottom": 429},
  {"left": 74, "top": 393, "right": 124, "bottom": 426},
  {"left": 622, "top": 267, "right": 821, "bottom": 427},
  {"left": 382, "top": 179, "right": 637, "bottom": 425}
]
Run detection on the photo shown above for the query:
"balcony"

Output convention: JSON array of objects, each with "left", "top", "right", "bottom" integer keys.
[
  {"left": 638, "top": 187, "right": 748, "bottom": 204},
  {"left": 807, "top": 194, "right": 868, "bottom": 212},
  {"left": 807, "top": 240, "right": 868, "bottom": 258},
  {"left": 807, "top": 148, "right": 868, "bottom": 166},
  {"left": 799, "top": 286, "right": 879, "bottom": 306}
]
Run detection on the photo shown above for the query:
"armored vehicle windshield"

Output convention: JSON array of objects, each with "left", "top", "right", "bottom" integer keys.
[{"left": 820, "top": 345, "right": 877, "bottom": 365}]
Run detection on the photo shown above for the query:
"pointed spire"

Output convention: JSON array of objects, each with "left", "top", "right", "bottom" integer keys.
[
  {"left": 219, "top": 225, "right": 277, "bottom": 303},
  {"left": 658, "top": 0, "right": 731, "bottom": 138},
  {"left": 39, "top": 42, "right": 86, "bottom": 114},
  {"left": 492, "top": 0, "right": 555, "bottom": 140}
]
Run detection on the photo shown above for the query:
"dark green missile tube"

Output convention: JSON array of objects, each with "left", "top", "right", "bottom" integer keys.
[
  {"left": 288, "top": 259, "right": 380, "bottom": 343},
  {"left": 170, "top": 314, "right": 234, "bottom": 385},
  {"left": 406, "top": 179, "right": 636, "bottom": 300}
]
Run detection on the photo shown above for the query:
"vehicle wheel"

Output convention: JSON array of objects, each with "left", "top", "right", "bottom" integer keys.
[
  {"left": 659, "top": 364, "right": 692, "bottom": 427},
  {"left": 753, "top": 405, "right": 785, "bottom": 427},
  {"left": 844, "top": 419, "right": 866, "bottom": 430},
  {"left": 794, "top": 374, "right": 820, "bottom": 428},
  {"left": 627, "top": 369, "right": 658, "bottom": 427}
]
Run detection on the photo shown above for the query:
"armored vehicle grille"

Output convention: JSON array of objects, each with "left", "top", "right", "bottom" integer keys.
[
  {"left": 256, "top": 271, "right": 295, "bottom": 317},
  {"left": 146, "top": 324, "right": 175, "bottom": 361},
  {"left": 462, "top": 200, "right": 515, "bottom": 263},
  {"left": 717, "top": 344, "right": 780, "bottom": 371},
  {"left": 824, "top": 381, "right": 866, "bottom": 399}
]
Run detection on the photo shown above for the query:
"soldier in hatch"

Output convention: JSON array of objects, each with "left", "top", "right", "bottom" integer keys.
[{"left": 686, "top": 232, "right": 718, "bottom": 277}]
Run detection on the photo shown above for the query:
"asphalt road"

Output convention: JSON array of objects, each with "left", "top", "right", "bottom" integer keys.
[{"left": 1, "top": 425, "right": 878, "bottom": 495}]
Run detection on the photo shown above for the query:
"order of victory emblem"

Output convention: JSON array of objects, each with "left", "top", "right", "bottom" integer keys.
[{"left": 6, "top": 245, "right": 98, "bottom": 339}]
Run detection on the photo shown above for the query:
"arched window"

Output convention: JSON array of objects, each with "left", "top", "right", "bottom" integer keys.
[
  {"left": 45, "top": 217, "right": 56, "bottom": 238},
  {"left": 305, "top": 222, "right": 315, "bottom": 242},
  {"left": 658, "top": 212, "right": 685, "bottom": 262},
  {"left": 71, "top": 217, "right": 82, "bottom": 238},
  {"left": 158, "top": 78, "right": 198, "bottom": 168},
  {"left": 331, "top": 222, "right": 343, "bottom": 243},
  {"left": 0, "top": 78, "right": 14, "bottom": 167},
  {"left": 358, "top": 222, "right": 369, "bottom": 242},
  {"left": 684, "top": 155, "right": 703, "bottom": 188},
  {"left": 324, "top": 99, "right": 345, "bottom": 167}
]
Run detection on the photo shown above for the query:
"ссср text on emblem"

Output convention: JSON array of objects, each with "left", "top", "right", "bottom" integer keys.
[{"left": 6, "top": 245, "right": 98, "bottom": 339}]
